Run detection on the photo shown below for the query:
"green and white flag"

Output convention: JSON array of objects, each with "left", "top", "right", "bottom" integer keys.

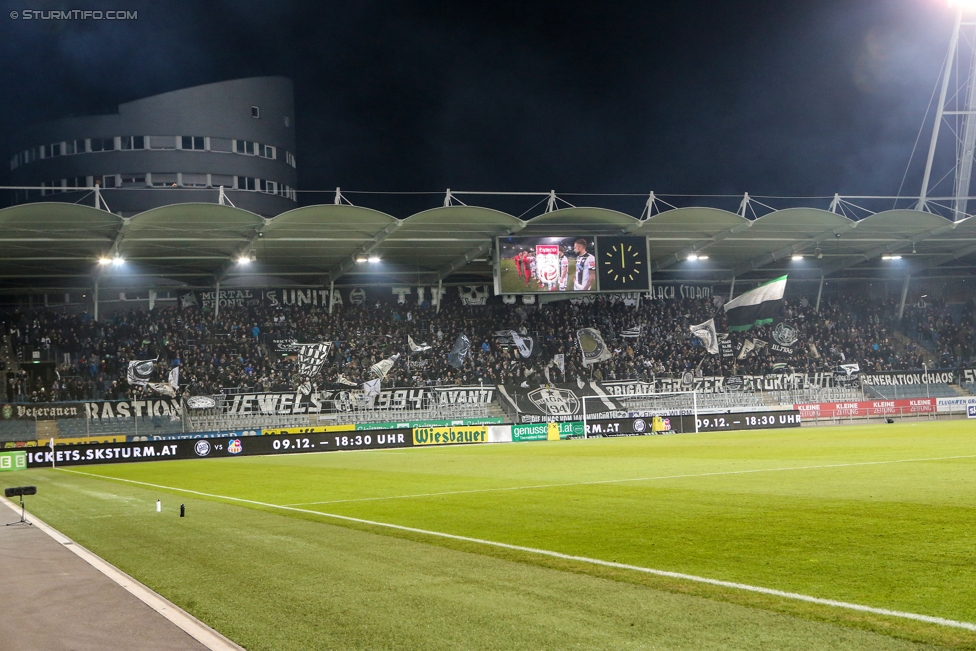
[{"left": 724, "top": 275, "right": 787, "bottom": 332}]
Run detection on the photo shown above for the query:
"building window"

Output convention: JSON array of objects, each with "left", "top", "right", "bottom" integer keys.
[
  {"left": 265, "top": 180, "right": 277, "bottom": 194},
  {"left": 261, "top": 144, "right": 276, "bottom": 159},
  {"left": 90, "top": 137, "right": 115, "bottom": 152},
  {"left": 121, "top": 174, "right": 146, "bottom": 187},
  {"left": 181, "top": 136, "right": 205, "bottom": 150},
  {"left": 67, "top": 176, "right": 88, "bottom": 189},
  {"left": 149, "top": 135, "right": 177, "bottom": 150},
  {"left": 100, "top": 175, "right": 117, "bottom": 188},
  {"left": 285, "top": 151, "right": 296, "bottom": 168},
  {"left": 181, "top": 173, "right": 208, "bottom": 187},
  {"left": 150, "top": 173, "right": 177, "bottom": 187},
  {"left": 235, "top": 140, "right": 255, "bottom": 155},
  {"left": 120, "top": 136, "right": 145, "bottom": 150},
  {"left": 251, "top": 106, "right": 260, "bottom": 118},
  {"left": 209, "top": 137, "right": 232, "bottom": 152},
  {"left": 211, "top": 174, "right": 234, "bottom": 188},
  {"left": 237, "top": 176, "right": 256, "bottom": 191}
]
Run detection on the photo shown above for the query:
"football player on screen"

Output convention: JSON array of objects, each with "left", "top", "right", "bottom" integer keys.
[{"left": 573, "top": 239, "right": 595, "bottom": 291}]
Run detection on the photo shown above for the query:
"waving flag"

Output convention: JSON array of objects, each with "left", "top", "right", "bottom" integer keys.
[
  {"left": 447, "top": 334, "right": 471, "bottom": 369},
  {"left": 577, "top": 328, "right": 611, "bottom": 366},
  {"left": 724, "top": 275, "right": 787, "bottom": 332},
  {"left": 689, "top": 319, "right": 719, "bottom": 355}
]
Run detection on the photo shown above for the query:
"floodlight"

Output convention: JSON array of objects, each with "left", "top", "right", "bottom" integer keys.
[
  {"left": 97, "top": 257, "right": 112, "bottom": 265},
  {"left": 111, "top": 257, "right": 124, "bottom": 266},
  {"left": 882, "top": 254, "right": 902, "bottom": 260},
  {"left": 687, "top": 254, "right": 698, "bottom": 261},
  {"left": 368, "top": 256, "right": 380, "bottom": 263},
  {"left": 949, "top": 0, "right": 976, "bottom": 10},
  {"left": 355, "top": 256, "right": 368, "bottom": 263},
  {"left": 698, "top": 255, "right": 709, "bottom": 260},
  {"left": 237, "top": 255, "right": 251, "bottom": 265},
  {"left": 792, "top": 254, "right": 803, "bottom": 260}
]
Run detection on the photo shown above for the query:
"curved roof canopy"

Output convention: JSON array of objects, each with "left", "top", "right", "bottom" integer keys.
[{"left": 2, "top": 200, "right": 976, "bottom": 291}]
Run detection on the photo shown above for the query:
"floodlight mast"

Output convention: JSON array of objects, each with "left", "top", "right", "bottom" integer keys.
[{"left": 920, "top": 3, "right": 976, "bottom": 219}]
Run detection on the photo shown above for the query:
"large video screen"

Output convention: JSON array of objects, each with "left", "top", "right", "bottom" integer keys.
[{"left": 496, "top": 236, "right": 597, "bottom": 294}]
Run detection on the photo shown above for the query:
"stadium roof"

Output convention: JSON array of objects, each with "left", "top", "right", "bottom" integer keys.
[{"left": 3, "top": 200, "right": 976, "bottom": 291}]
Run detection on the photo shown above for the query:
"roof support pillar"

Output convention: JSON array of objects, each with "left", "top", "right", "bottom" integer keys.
[
  {"left": 328, "top": 279, "right": 335, "bottom": 315},
  {"left": 815, "top": 272, "right": 824, "bottom": 313},
  {"left": 897, "top": 273, "right": 911, "bottom": 321},
  {"left": 214, "top": 279, "right": 220, "bottom": 320},
  {"left": 728, "top": 276, "right": 735, "bottom": 301},
  {"left": 737, "top": 193, "right": 751, "bottom": 218},
  {"left": 93, "top": 279, "right": 99, "bottom": 322},
  {"left": 436, "top": 278, "right": 443, "bottom": 314}
]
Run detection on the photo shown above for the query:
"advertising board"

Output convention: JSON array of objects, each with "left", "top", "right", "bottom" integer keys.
[
  {"left": 0, "top": 450, "right": 27, "bottom": 472},
  {"left": 24, "top": 429, "right": 414, "bottom": 468},
  {"left": 412, "top": 425, "right": 488, "bottom": 446},
  {"left": 794, "top": 399, "right": 935, "bottom": 418}
]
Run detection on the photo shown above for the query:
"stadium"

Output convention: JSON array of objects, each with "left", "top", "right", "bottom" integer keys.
[{"left": 4, "top": 6, "right": 976, "bottom": 651}]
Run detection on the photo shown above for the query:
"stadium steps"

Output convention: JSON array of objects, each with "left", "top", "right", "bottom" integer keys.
[
  {"left": 950, "top": 384, "right": 970, "bottom": 397},
  {"left": 34, "top": 420, "right": 58, "bottom": 441},
  {"left": 891, "top": 332, "right": 939, "bottom": 367}
]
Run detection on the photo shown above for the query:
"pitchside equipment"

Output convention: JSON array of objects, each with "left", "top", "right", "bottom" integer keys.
[
  {"left": 5, "top": 485, "right": 36, "bottom": 526},
  {"left": 581, "top": 390, "right": 700, "bottom": 437}
]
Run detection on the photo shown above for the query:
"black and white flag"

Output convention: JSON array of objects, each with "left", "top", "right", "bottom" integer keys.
[
  {"left": 770, "top": 320, "right": 799, "bottom": 356},
  {"left": 448, "top": 334, "right": 471, "bottom": 368},
  {"left": 147, "top": 366, "right": 179, "bottom": 397},
  {"left": 718, "top": 334, "right": 735, "bottom": 359},
  {"left": 620, "top": 326, "right": 642, "bottom": 339},
  {"left": 496, "top": 330, "right": 538, "bottom": 359},
  {"left": 553, "top": 353, "right": 565, "bottom": 374},
  {"left": 840, "top": 363, "right": 861, "bottom": 376},
  {"left": 737, "top": 338, "right": 767, "bottom": 360},
  {"left": 690, "top": 319, "right": 719, "bottom": 355},
  {"left": 335, "top": 374, "right": 358, "bottom": 387},
  {"left": 725, "top": 275, "right": 787, "bottom": 332},
  {"left": 126, "top": 358, "right": 157, "bottom": 386},
  {"left": 408, "top": 335, "right": 431, "bottom": 353},
  {"left": 179, "top": 292, "right": 198, "bottom": 308},
  {"left": 577, "top": 328, "right": 611, "bottom": 366},
  {"left": 296, "top": 343, "right": 332, "bottom": 379},
  {"left": 370, "top": 353, "right": 401, "bottom": 379}
]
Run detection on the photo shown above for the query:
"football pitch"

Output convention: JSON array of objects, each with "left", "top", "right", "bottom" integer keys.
[{"left": 6, "top": 421, "right": 976, "bottom": 650}]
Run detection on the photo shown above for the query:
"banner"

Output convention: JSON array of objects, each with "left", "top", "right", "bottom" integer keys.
[
  {"left": 769, "top": 320, "right": 799, "bottom": 355},
  {"left": 718, "top": 335, "right": 735, "bottom": 359},
  {"left": 221, "top": 386, "right": 495, "bottom": 416},
  {"left": 0, "top": 450, "right": 27, "bottom": 472},
  {"left": 24, "top": 429, "right": 414, "bottom": 468},
  {"left": 794, "top": 399, "right": 935, "bottom": 419},
  {"left": 412, "top": 425, "right": 488, "bottom": 446},
  {"left": 511, "top": 421, "right": 584, "bottom": 441},
  {"left": 497, "top": 383, "right": 625, "bottom": 424},
  {"left": 860, "top": 370, "right": 957, "bottom": 385},
  {"left": 645, "top": 284, "right": 714, "bottom": 301},
  {"left": 584, "top": 411, "right": 801, "bottom": 436}
]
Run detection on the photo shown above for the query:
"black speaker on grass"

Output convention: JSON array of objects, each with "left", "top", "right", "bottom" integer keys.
[
  {"left": 4, "top": 486, "right": 36, "bottom": 498},
  {"left": 5, "top": 486, "right": 36, "bottom": 526}
]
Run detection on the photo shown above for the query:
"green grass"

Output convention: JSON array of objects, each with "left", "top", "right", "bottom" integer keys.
[{"left": 5, "top": 421, "right": 976, "bottom": 649}]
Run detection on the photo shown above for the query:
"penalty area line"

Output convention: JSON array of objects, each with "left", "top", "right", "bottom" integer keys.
[{"left": 58, "top": 467, "right": 976, "bottom": 633}]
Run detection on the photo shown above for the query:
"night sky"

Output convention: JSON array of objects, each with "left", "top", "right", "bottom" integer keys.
[{"left": 0, "top": 0, "right": 961, "bottom": 215}]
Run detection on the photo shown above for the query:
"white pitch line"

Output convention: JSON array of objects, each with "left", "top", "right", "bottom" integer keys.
[
  {"left": 0, "top": 495, "right": 245, "bottom": 651},
  {"left": 282, "top": 453, "right": 976, "bottom": 507},
  {"left": 58, "top": 467, "right": 976, "bottom": 633}
]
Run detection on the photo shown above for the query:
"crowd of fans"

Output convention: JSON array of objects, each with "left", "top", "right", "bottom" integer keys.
[{"left": 2, "top": 289, "right": 974, "bottom": 403}]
